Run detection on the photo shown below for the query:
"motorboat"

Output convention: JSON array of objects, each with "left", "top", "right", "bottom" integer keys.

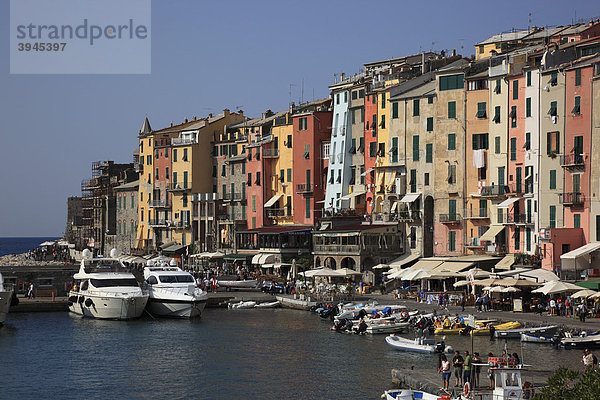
[
  {"left": 560, "top": 331, "right": 600, "bottom": 348},
  {"left": 383, "top": 389, "right": 440, "bottom": 400},
  {"left": 217, "top": 279, "right": 258, "bottom": 290},
  {"left": 254, "top": 301, "right": 280, "bottom": 308},
  {"left": 366, "top": 321, "right": 409, "bottom": 334},
  {"left": 335, "top": 304, "right": 407, "bottom": 321},
  {"left": 228, "top": 300, "right": 257, "bottom": 309},
  {"left": 0, "top": 273, "right": 15, "bottom": 326},
  {"left": 495, "top": 325, "right": 558, "bottom": 339},
  {"left": 463, "top": 321, "right": 522, "bottom": 336},
  {"left": 385, "top": 334, "right": 454, "bottom": 354},
  {"left": 143, "top": 266, "right": 207, "bottom": 318},
  {"left": 67, "top": 249, "right": 148, "bottom": 320},
  {"left": 520, "top": 333, "right": 558, "bottom": 343}
]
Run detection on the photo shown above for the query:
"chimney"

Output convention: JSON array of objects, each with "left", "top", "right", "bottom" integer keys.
[
  {"left": 421, "top": 52, "right": 425, "bottom": 73},
  {"left": 208, "top": 113, "right": 213, "bottom": 118},
  {"left": 223, "top": 108, "right": 230, "bottom": 115},
  {"left": 193, "top": 116, "right": 196, "bottom": 120},
  {"left": 184, "top": 118, "right": 188, "bottom": 123},
  {"left": 341, "top": 72, "right": 345, "bottom": 81},
  {"left": 452, "top": 49, "right": 456, "bottom": 57},
  {"left": 170, "top": 122, "right": 173, "bottom": 127}
]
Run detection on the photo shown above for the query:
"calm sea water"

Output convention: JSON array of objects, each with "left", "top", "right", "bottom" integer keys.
[
  {"left": 0, "top": 310, "right": 585, "bottom": 400},
  {"left": 0, "top": 237, "right": 60, "bottom": 257}
]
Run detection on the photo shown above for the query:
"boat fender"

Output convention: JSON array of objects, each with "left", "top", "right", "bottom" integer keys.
[
  {"left": 78, "top": 296, "right": 85, "bottom": 304},
  {"left": 463, "top": 381, "right": 471, "bottom": 397},
  {"left": 84, "top": 298, "right": 94, "bottom": 307},
  {"left": 18, "top": 281, "right": 24, "bottom": 289},
  {"left": 400, "top": 310, "right": 409, "bottom": 319},
  {"left": 522, "top": 381, "right": 534, "bottom": 399}
]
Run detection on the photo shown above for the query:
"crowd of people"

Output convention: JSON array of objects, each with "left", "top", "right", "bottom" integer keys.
[{"left": 25, "top": 246, "right": 72, "bottom": 263}]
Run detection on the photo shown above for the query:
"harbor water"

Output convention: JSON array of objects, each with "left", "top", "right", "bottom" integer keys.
[{"left": 0, "top": 309, "right": 586, "bottom": 399}]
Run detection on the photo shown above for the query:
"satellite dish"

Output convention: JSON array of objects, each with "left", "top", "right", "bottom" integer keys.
[
  {"left": 82, "top": 249, "right": 92, "bottom": 259},
  {"left": 110, "top": 248, "right": 118, "bottom": 258}
]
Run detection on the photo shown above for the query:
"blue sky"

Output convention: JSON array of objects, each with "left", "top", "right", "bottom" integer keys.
[{"left": 1, "top": 0, "right": 598, "bottom": 237}]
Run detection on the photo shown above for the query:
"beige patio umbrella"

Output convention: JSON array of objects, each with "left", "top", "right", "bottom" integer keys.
[
  {"left": 402, "top": 269, "right": 433, "bottom": 281},
  {"left": 453, "top": 280, "right": 471, "bottom": 288},
  {"left": 532, "top": 280, "right": 582, "bottom": 295},
  {"left": 502, "top": 286, "right": 521, "bottom": 293},
  {"left": 590, "top": 291, "right": 600, "bottom": 299},
  {"left": 488, "top": 286, "right": 504, "bottom": 293},
  {"left": 571, "top": 289, "right": 598, "bottom": 299},
  {"left": 473, "top": 277, "right": 506, "bottom": 286},
  {"left": 372, "top": 263, "right": 390, "bottom": 270},
  {"left": 466, "top": 268, "right": 491, "bottom": 279},
  {"left": 496, "top": 278, "right": 542, "bottom": 287},
  {"left": 337, "top": 268, "right": 363, "bottom": 277}
]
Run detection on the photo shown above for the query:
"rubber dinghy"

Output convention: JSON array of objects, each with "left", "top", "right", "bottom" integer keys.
[
  {"left": 384, "top": 335, "right": 454, "bottom": 354},
  {"left": 254, "top": 301, "right": 281, "bottom": 308},
  {"left": 228, "top": 301, "right": 257, "bottom": 309}
]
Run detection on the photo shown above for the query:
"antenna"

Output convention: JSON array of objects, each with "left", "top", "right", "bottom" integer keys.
[
  {"left": 458, "top": 39, "right": 464, "bottom": 54},
  {"left": 528, "top": 12, "right": 532, "bottom": 31}
]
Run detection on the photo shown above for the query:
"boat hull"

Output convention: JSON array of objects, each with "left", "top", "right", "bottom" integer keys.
[
  {"left": 147, "top": 298, "right": 206, "bottom": 318},
  {"left": 68, "top": 291, "right": 148, "bottom": 320},
  {"left": 561, "top": 334, "right": 600, "bottom": 349},
  {"left": 520, "top": 333, "right": 556, "bottom": 343},
  {"left": 366, "top": 322, "right": 409, "bottom": 334},
  {"left": 385, "top": 335, "right": 453, "bottom": 354},
  {"left": 496, "top": 325, "right": 558, "bottom": 338}
]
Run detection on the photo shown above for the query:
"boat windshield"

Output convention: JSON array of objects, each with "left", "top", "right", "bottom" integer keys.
[
  {"left": 158, "top": 275, "right": 194, "bottom": 283},
  {"left": 84, "top": 260, "right": 128, "bottom": 274},
  {"left": 90, "top": 279, "right": 139, "bottom": 288}
]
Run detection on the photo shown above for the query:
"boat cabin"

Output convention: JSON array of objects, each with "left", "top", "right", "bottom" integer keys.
[
  {"left": 83, "top": 259, "right": 128, "bottom": 274},
  {"left": 491, "top": 367, "right": 525, "bottom": 399}
]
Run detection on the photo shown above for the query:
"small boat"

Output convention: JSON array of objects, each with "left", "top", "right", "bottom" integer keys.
[
  {"left": 0, "top": 273, "right": 15, "bottom": 326},
  {"left": 255, "top": 301, "right": 281, "bottom": 308},
  {"left": 366, "top": 321, "right": 409, "bottom": 334},
  {"left": 228, "top": 300, "right": 257, "bottom": 309},
  {"left": 466, "top": 321, "right": 522, "bottom": 336},
  {"left": 520, "top": 333, "right": 558, "bottom": 343},
  {"left": 495, "top": 325, "right": 558, "bottom": 339},
  {"left": 67, "top": 250, "right": 148, "bottom": 320},
  {"left": 385, "top": 335, "right": 454, "bottom": 354},
  {"left": 217, "top": 279, "right": 258, "bottom": 289},
  {"left": 143, "top": 265, "right": 208, "bottom": 318},
  {"left": 335, "top": 304, "right": 407, "bottom": 321},
  {"left": 383, "top": 389, "right": 440, "bottom": 400},
  {"left": 434, "top": 326, "right": 465, "bottom": 335},
  {"left": 560, "top": 332, "right": 600, "bottom": 348}
]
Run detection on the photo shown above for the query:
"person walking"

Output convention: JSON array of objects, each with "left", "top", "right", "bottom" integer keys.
[
  {"left": 27, "top": 283, "right": 34, "bottom": 299},
  {"left": 578, "top": 302, "right": 588, "bottom": 322},
  {"left": 582, "top": 349, "right": 595, "bottom": 372},
  {"left": 549, "top": 298, "right": 556, "bottom": 316},
  {"left": 452, "top": 350, "right": 464, "bottom": 387},
  {"left": 460, "top": 292, "right": 466, "bottom": 312},
  {"left": 438, "top": 354, "right": 451, "bottom": 391}
]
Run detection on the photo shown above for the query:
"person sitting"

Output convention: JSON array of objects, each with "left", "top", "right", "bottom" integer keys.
[{"left": 443, "top": 316, "right": 451, "bottom": 329}]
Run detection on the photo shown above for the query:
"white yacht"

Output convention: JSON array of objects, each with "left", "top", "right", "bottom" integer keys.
[
  {"left": 0, "top": 273, "right": 14, "bottom": 326},
  {"left": 68, "top": 249, "right": 148, "bottom": 320},
  {"left": 143, "top": 265, "right": 208, "bottom": 318}
]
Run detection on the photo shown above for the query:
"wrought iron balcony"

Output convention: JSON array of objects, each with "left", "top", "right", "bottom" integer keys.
[
  {"left": 560, "top": 153, "right": 585, "bottom": 168},
  {"left": 559, "top": 192, "right": 584, "bottom": 206},
  {"left": 478, "top": 185, "right": 508, "bottom": 197},
  {"left": 439, "top": 214, "right": 462, "bottom": 223},
  {"left": 397, "top": 210, "right": 421, "bottom": 221},
  {"left": 296, "top": 183, "right": 313, "bottom": 194},
  {"left": 172, "top": 137, "right": 197, "bottom": 146},
  {"left": 222, "top": 192, "right": 242, "bottom": 201},
  {"left": 148, "top": 218, "right": 167, "bottom": 227},
  {"left": 262, "top": 148, "right": 279, "bottom": 158},
  {"left": 168, "top": 182, "right": 190, "bottom": 191},
  {"left": 514, "top": 213, "right": 534, "bottom": 225},
  {"left": 151, "top": 199, "right": 169, "bottom": 208},
  {"left": 464, "top": 208, "right": 489, "bottom": 219},
  {"left": 266, "top": 208, "right": 287, "bottom": 217}
]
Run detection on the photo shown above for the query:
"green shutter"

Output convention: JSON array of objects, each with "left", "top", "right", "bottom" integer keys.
[
  {"left": 526, "top": 97, "right": 531, "bottom": 117},
  {"left": 476, "top": 102, "right": 486, "bottom": 118},
  {"left": 550, "top": 206, "right": 556, "bottom": 229},
  {"left": 510, "top": 138, "right": 517, "bottom": 160},
  {"left": 448, "top": 133, "right": 456, "bottom": 150},
  {"left": 392, "top": 137, "right": 398, "bottom": 163},
  {"left": 596, "top": 215, "right": 600, "bottom": 241},
  {"left": 252, "top": 195, "right": 256, "bottom": 212},
  {"left": 495, "top": 136, "right": 501, "bottom": 154},
  {"left": 426, "top": 143, "right": 433, "bottom": 163},
  {"left": 427, "top": 117, "right": 433, "bottom": 131},
  {"left": 498, "top": 167, "right": 505, "bottom": 186},
  {"left": 550, "top": 170, "right": 556, "bottom": 190},
  {"left": 449, "top": 231, "right": 456, "bottom": 252},
  {"left": 449, "top": 199, "right": 456, "bottom": 219},
  {"left": 392, "top": 102, "right": 398, "bottom": 118},
  {"left": 575, "top": 69, "right": 581, "bottom": 86},
  {"left": 513, "top": 80, "right": 518, "bottom": 100},
  {"left": 413, "top": 99, "right": 419, "bottom": 116},
  {"left": 287, "top": 168, "right": 292, "bottom": 182},
  {"left": 448, "top": 101, "right": 456, "bottom": 119},
  {"left": 413, "top": 135, "right": 419, "bottom": 161},
  {"left": 527, "top": 71, "right": 531, "bottom": 87},
  {"left": 574, "top": 214, "right": 581, "bottom": 229}
]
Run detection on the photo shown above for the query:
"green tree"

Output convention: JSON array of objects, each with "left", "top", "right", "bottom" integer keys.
[{"left": 533, "top": 366, "right": 600, "bottom": 400}]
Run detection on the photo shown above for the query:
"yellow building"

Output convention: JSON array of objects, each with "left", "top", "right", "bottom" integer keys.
[
  {"left": 265, "top": 111, "right": 294, "bottom": 225},
  {"left": 136, "top": 117, "right": 155, "bottom": 252},
  {"left": 170, "top": 110, "right": 244, "bottom": 247}
]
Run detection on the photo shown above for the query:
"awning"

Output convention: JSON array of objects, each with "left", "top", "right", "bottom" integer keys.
[
  {"left": 498, "top": 197, "right": 521, "bottom": 208},
  {"left": 340, "top": 190, "right": 366, "bottom": 200},
  {"left": 560, "top": 242, "right": 600, "bottom": 274},
  {"left": 264, "top": 194, "right": 283, "bottom": 208},
  {"left": 479, "top": 225, "right": 505, "bottom": 241},
  {"left": 400, "top": 193, "right": 421, "bottom": 203},
  {"left": 361, "top": 168, "right": 374, "bottom": 176},
  {"left": 390, "top": 201, "right": 398, "bottom": 213},
  {"left": 560, "top": 242, "right": 600, "bottom": 260},
  {"left": 223, "top": 253, "right": 255, "bottom": 260},
  {"left": 495, "top": 254, "right": 515, "bottom": 269},
  {"left": 434, "top": 261, "right": 474, "bottom": 273},
  {"left": 387, "top": 171, "right": 397, "bottom": 186},
  {"left": 377, "top": 172, "right": 385, "bottom": 186},
  {"left": 162, "top": 244, "right": 186, "bottom": 254},
  {"left": 258, "top": 254, "right": 277, "bottom": 264},
  {"left": 409, "top": 259, "right": 444, "bottom": 271},
  {"left": 389, "top": 253, "right": 420, "bottom": 268},
  {"left": 251, "top": 254, "right": 262, "bottom": 264},
  {"left": 575, "top": 278, "right": 600, "bottom": 290}
]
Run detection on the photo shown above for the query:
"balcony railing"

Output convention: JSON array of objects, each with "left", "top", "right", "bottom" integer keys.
[
  {"left": 296, "top": 183, "right": 313, "bottom": 194},
  {"left": 262, "top": 148, "right": 279, "bottom": 158},
  {"left": 514, "top": 213, "right": 534, "bottom": 225},
  {"left": 266, "top": 208, "right": 288, "bottom": 217},
  {"left": 151, "top": 199, "right": 169, "bottom": 208},
  {"left": 397, "top": 210, "right": 422, "bottom": 221},
  {"left": 222, "top": 192, "right": 242, "bottom": 201},
  {"left": 134, "top": 163, "right": 142, "bottom": 173},
  {"left": 464, "top": 208, "right": 489, "bottom": 219},
  {"left": 149, "top": 218, "right": 167, "bottom": 227},
  {"left": 172, "top": 137, "right": 197, "bottom": 146},
  {"left": 560, "top": 153, "right": 585, "bottom": 167},
  {"left": 465, "top": 237, "right": 485, "bottom": 247},
  {"left": 439, "top": 214, "right": 462, "bottom": 223},
  {"left": 559, "top": 192, "right": 584, "bottom": 205},
  {"left": 171, "top": 220, "right": 191, "bottom": 228},
  {"left": 216, "top": 212, "right": 231, "bottom": 221},
  {"left": 168, "top": 182, "right": 189, "bottom": 191},
  {"left": 478, "top": 185, "right": 508, "bottom": 197},
  {"left": 313, "top": 244, "right": 360, "bottom": 253}
]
